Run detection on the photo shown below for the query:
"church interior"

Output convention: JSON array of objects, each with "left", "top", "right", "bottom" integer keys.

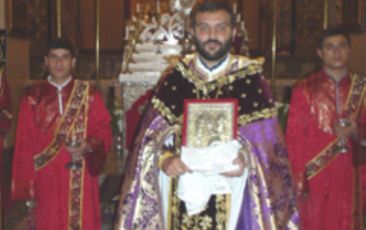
[{"left": 0, "top": 0, "right": 366, "bottom": 229}]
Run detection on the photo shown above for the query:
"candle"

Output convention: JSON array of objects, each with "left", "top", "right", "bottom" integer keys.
[
  {"left": 236, "top": 14, "right": 241, "bottom": 23},
  {"left": 136, "top": 3, "right": 141, "bottom": 13},
  {"left": 157, "top": 0, "right": 161, "bottom": 14},
  {"left": 233, "top": 3, "right": 237, "bottom": 14},
  {"left": 125, "top": 26, "right": 129, "bottom": 39}
]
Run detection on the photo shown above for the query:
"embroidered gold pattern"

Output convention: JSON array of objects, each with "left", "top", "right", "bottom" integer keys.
[
  {"left": 305, "top": 140, "right": 340, "bottom": 179},
  {"left": 215, "top": 195, "right": 228, "bottom": 230},
  {"left": 170, "top": 181, "right": 229, "bottom": 229},
  {"left": 182, "top": 215, "right": 213, "bottom": 230},
  {"left": 68, "top": 161, "right": 85, "bottom": 230},
  {"left": 176, "top": 61, "right": 263, "bottom": 97},
  {"left": 170, "top": 179, "right": 181, "bottom": 229},
  {"left": 238, "top": 107, "right": 277, "bottom": 125},
  {"left": 68, "top": 81, "right": 89, "bottom": 230},
  {"left": 151, "top": 97, "right": 181, "bottom": 124},
  {"left": 153, "top": 60, "right": 267, "bottom": 125}
]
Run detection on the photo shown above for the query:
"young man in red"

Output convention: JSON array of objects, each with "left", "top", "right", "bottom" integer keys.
[
  {"left": 286, "top": 28, "right": 366, "bottom": 230},
  {"left": 11, "top": 38, "right": 112, "bottom": 230}
]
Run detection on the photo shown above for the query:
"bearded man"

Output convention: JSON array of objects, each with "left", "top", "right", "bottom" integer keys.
[{"left": 115, "top": 1, "right": 299, "bottom": 229}]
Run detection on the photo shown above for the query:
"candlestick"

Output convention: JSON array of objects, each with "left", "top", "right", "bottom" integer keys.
[
  {"left": 125, "top": 26, "right": 130, "bottom": 40},
  {"left": 137, "top": 3, "right": 141, "bottom": 13},
  {"left": 157, "top": 0, "right": 161, "bottom": 14},
  {"left": 233, "top": 3, "right": 237, "bottom": 14},
  {"left": 236, "top": 14, "right": 241, "bottom": 24}
]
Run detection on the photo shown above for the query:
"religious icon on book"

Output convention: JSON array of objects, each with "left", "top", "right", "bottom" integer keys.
[{"left": 182, "top": 99, "right": 238, "bottom": 148}]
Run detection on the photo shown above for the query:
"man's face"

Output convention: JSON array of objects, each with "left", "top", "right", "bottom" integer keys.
[
  {"left": 45, "top": 48, "right": 76, "bottom": 82},
  {"left": 317, "top": 35, "right": 351, "bottom": 71},
  {"left": 191, "top": 10, "right": 235, "bottom": 62}
]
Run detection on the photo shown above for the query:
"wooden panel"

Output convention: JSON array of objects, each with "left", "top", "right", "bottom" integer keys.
[
  {"left": 0, "top": 0, "right": 5, "bottom": 29},
  {"left": 79, "top": 0, "right": 95, "bottom": 50},
  {"left": 79, "top": 0, "right": 125, "bottom": 51},
  {"left": 100, "top": 1, "right": 124, "bottom": 50},
  {"left": 295, "top": 0, "right": 323, "bottom": 57},
  {"left": 243, "top": 0, "right": 262, "bottom": 52},
  {"left": 349, "top": 33, "right": 366, "bottom": 75}
]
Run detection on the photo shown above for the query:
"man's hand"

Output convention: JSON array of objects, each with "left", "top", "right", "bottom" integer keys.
[
  {"left": 161, "top": 155, "right": 192, "bottom": 177},
  {"left": 334, "top": 119, "right": 358, "bottom": 140},
  {"left": 221, "top": 153, "right": 246, "bottom": 177},
  {"left": 353, "top": 142, "right": 366, "bottom": 166},
  {"left": 66, "top": 141, "right": 91, "bottom": 158}
]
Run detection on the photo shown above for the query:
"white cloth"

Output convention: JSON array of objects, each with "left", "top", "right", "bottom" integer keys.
[
  {"left": 177, "top": 140, "right": 248, "bottom": 216},
  {"left": 180, "top": 140, "right": 241, "bottom": 173}
]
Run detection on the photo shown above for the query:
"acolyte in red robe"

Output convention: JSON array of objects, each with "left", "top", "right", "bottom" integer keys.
[
  {"left": 11, "top": 79, "right": 112, "bottom": 230},
  {"left": 286, "top": 69, "right": 366, "bottom": 230}
]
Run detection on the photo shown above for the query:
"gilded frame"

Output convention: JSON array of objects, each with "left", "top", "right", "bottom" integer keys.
[{"left": 182, "top": 99, "right": 238, "bottom": 148}]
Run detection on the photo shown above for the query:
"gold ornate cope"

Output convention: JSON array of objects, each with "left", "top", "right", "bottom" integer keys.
[
  {"left": 153, "top": 54, "right": 277, "bottom": 229},
  {"left": 116, "top": 54, "right": 298, "bottom": 230}
]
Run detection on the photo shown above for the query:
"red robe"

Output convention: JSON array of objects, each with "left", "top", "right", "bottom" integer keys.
[
  {"left": 286, "top": 69, "right": 366, "bottom": 230},
  {"left": 12, "top": 79, "right": 112, "bottom": 230}
]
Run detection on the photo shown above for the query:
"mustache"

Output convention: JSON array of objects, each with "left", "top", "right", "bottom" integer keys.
[{"left": 203, "top": 39, "right": 222, "bottom": 46}]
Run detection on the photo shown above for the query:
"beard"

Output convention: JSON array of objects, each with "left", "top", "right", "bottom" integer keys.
[{"left": 192, "top": 36, "right": 232, "bottom": 62}]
